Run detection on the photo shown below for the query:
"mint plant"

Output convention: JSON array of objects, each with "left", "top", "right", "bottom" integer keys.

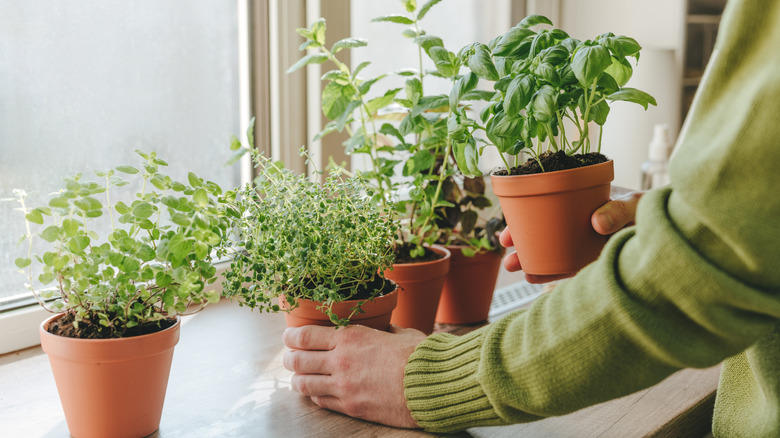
[
  {"left": 288, "top": 0, "right": 502, "bottom": 258},
  {"left": 449, "top": 15, "right": 657, "bottom": 174},
  {"left": 13, "top": 151, "right": 231, "bottom": 338},
  {"left": 219, "top": 125, "right": 398, "bottom": 327}
]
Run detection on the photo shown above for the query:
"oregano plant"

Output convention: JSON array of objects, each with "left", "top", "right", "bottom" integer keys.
[{"left": 13, "top": 150, "right": 233, "bottom": 338}]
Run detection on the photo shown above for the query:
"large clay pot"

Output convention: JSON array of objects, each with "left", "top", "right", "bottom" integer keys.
[
  {"left": 491, "top": 160, "right": 613, "bottom": 276},
  {"left": 280, "top": 286, "right": 398, "bottom": 330},
  {"left": 386, "top": 245, "right": 451, "bottom": 334},
  {"left": 40, "top": 314, "right": 180, "bottom": 438},
  {"left": 436, "top": 245, "right": 504, "bottom": 324}
]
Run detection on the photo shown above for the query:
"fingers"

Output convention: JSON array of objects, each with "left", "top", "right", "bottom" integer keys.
[
  {"left": 498, "top": 227, "right": 514, "bottom": 248},
  {"left": 283, "top": 326, "right": 337, "bottom": 351},
  {"left": 592, "top": 191, "right": 644, "bottom": 235},
  {"left": 310, "top": 395, "right": 345, "bottom": 414},
  {"left": 283, "top": 349, "right": 330, "bottom": 374},
  {"left": 291, "top": 374, "right": 336, "bottom": 397},
  {"left": 502, "top": 250, "right": 522, "bottom": 272}
]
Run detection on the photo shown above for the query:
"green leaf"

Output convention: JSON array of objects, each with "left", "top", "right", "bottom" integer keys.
[
  {"left": 332, "top": 37, "right": 367, "bottom": 53},
  {"left": 589, "top": 99, "right": 610, "bottom": 125},
  {"left": 532, "top": 85, "right": 557, "bottom": 122},
  {"left": 607, "top": 87, "right": 657, "bottom": 110},
  {"left": 171, "top": 213, "right": 192, "bottom": 226},
  {"left": 417, "top": 0, "right": 442, "bottom": 20},
  {"left": 74, "top": 196, "right": 102, "bottom": 212},
  {"left": 49, "top": 196, "right": 69, "bottom": 209},
  {"left": 429, "top": 46, "right": 457, "bottom": 77},
  {"left": 371, "top": 15, "right": 414, "bottom": 25},
  {"left": 467, "top": 44, "right": 499, "bottom": 81},
  {"left": 411, "top": 95, "right": 449, "bottom": 117},
  {"left": 114, "top": 201, "right": 130, "bottom": 215},
  {"left": 25, "top": 210, "right": 44, "bottom": 225},
  {"left": 286, "top": 53, "right": 328, "bottom": 74},
  {"left": 449, "top": 72, "right": 478, "bottom": 110},
  {"left": 230, "top": 135, "right": 242, "bottom": 151},
  {"left": 116, "top": 165, "right": 139, "bottom": 174},
  {"left": 156, "top": 271, "right": 173, "bottom": 288},
  {"left": 492, "top": 27, "right": 535, "bottom": 56},
  {"left": 194, "top": 242, "right": 209, "bottom": 260},
  {"left": 322, "top": 81, "right": 354, "bottom": 120},
  {"left": 193, "top": 188, "right": 209, "bottom": 207},
  {"left": 504, "top": 75, "right": 534, "bottom": 115},
  {"left": 414, "top": 35, "right": 444, "bottom": 55},
  {"left": 188, "top": 172, "right": 202, "bottom": 187},
  {"left": 571, "top": 44, "right": 612, "bottom": 87},
  {"left": 121, "top": 257, "right": 140, "bottom": 273},
  {"left": 40, "top": 226, "right": 61, "bottom": 242},
  {"left": 518, "top": 15, "right": 553, "bottom": 28},
  {"left": 137, "top": 244, "right": 156, "bottom": 262},
  {"left": 604, "top": 56, "right": 633, "bottom": 87},
  {"left": 453, "top": 140, "right": 481, "bottom": 177},
  {"left": 67, "top": 235, "right": 90, "bottom": 253},
  {"left": 402, "top": 150, "right": 435, "bottom": 176},
  {"left": 62, "top": 218, "right": 80, "bottom": 237},
  {"left": 14, "top": 258, "right": 31, "bottom": 268},
  {"left": 365, "top": 88, "right": 400, "bottom": 115},
  {"left": 132, "top": 202, "right": 154, "bottom": 219}
]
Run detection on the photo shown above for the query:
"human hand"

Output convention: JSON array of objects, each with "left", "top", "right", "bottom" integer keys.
[
  {"left": 283, "top": 324, "right": 427, "bottom": 428},
  {"left": 500, "top": 190, "right": 644, "bottom": 283}
]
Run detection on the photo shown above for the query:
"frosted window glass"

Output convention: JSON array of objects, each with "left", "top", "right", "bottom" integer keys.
[{"left": 0, "top": 1, "right": 240, "bottom": 300}]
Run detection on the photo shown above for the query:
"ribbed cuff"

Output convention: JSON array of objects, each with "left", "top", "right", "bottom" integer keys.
[{"left": 404, "top": 329, "right": 507, "bottom": 432}]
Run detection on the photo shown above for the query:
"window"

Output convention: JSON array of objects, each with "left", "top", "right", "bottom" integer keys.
[{"left": 0, "top": 1, "right": 244, "bottom": 352}]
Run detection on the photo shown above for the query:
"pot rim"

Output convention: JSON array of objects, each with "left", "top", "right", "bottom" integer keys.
[{"left": 490, "top": 159, "right": 614, "bottom": 197}]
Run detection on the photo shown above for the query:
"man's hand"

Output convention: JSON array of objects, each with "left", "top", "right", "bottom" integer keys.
[
  {"left": 501, "top": 190, "right": 643, "bottom": 283},
  {"left": 283, "top": 324, "right": 427, "bottom": 428}
]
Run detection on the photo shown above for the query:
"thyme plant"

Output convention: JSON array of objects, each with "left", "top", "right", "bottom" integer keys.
[
  {"left": 220, "top": 130, "right": 398, "bottom": 327},
  {"left": 13, "top": 151, "right": 231, "bottom": 338}
]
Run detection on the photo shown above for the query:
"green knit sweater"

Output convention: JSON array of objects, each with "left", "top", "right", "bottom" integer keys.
[{"left": 404, "top": 1, "right": 780, "bottom": 436}]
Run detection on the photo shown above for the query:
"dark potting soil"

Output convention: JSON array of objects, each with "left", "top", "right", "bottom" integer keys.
[
  {"left": 393, "top": 243, "right": 442, "bottom": 264},
  {"left": 47, "top": 312, "right": 176, "bottom": 339},
  {"left": 493, "top": 151, "right": 609, "bottom": 176},
  {"left": 301, "top": 274, "right": 397, "bottom": 301}
]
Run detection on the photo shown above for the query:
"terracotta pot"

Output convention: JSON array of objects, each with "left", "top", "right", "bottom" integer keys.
[
  {"left": 40, "top": 314, "right": 180, "bottom": 438},
  {"left": 386, "top": 245, "right": 451, "bottom": 334},
  {"left": 280, "top": 286, "right": 398, "bottom": 330},
  {"left": 436, "top": 245, "right": 505, "bottom": 324},
  {"left": 491, "top": 160, "right": 613, "bottom": 276}
]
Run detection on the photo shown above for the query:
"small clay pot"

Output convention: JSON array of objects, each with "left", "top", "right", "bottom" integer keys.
[
  {"left": 491, "top": 160, "right": 613, "bottom": 276},
  {"left": 386, "top": 245, "right": 451, "bottom": 334},
  {"left": 279, "top": 285, "right": 399, "bottom": 331},
  {"left": 40, "top": 314, "right": 180, "bottom": 438},
  {"left": 435, "top": 245, "right": 504, "bottom": 325}
]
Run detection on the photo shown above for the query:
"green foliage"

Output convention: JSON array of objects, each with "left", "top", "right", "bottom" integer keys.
[
  {"left": 289, "top": 2, "right": 504, "bottom": 256},
  {"left": 219, "top": 130, "right": 399, "bottom": 327},
  {"left": 13, "top": 151, "right": 231, "bottom": 337},
  {"left": 451, "top": 17, "right": 657, "bottom": 174}
]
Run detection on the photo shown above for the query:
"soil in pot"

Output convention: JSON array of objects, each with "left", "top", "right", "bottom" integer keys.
[
  {"left": 387, "top": 245, "right": 451, "bottom": 334},
  {"left": 47, "top": 312, "right": 176, "bottom": 339},
  {"left": 393, "top": 243, "right": 441, "bottom": 264},
  {"left": 494, "top": 150, "right": 609, "bottom": 176}
]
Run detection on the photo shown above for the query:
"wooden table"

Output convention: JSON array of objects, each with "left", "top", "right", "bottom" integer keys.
[{"left": 1, "top": 289, "right": 719, "bottom": 438}]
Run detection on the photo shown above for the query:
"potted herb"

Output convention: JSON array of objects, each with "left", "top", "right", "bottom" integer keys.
[
  {"left": 287, "top": 4, "right": 456, "bottom": 334},
  {"left": 367, "top": 2, "right": 508, "bottom": 325},
  {"left": 450, "top": 15, "right": 656, "bottom": 276},
  {"left": 13, "top": 151, "right": 229, "bottom": 438},
  {"left": 219, "top": 131, "right": 399, "bottom": 329}
]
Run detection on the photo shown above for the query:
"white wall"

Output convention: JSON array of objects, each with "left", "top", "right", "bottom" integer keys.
[{"left": 561, "top": 0, "right": 686, "bottom": 189}]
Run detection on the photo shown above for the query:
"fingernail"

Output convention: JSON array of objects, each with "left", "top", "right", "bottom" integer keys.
[{"left": 595, "top": 212, "right": 614, "bottom": 232}]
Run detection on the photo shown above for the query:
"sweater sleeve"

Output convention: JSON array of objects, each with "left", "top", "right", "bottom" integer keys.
[{"left": 404, "top": 0, "right": 780, "bottom": 432}]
